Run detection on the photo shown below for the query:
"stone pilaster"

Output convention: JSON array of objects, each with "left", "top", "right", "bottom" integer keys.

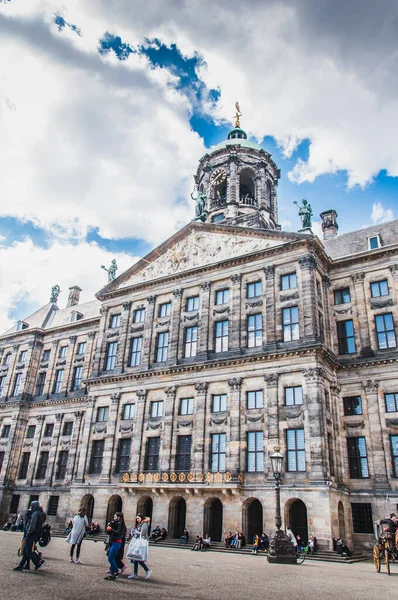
[
  {"left": 100, "top": 392, "right": 121, "bottom": 483},
  {"left": 228, "top": 378, "right": 242, "bottom": 473},
  {"left": 66, "top": 410, "right": 84, "bottom": 481},
  {"left": 74, "top": 396, "right": 96, "bottom": 483},
  {"left": 28, "top": 415, "right": 46, "bottom": 484},
  {"left": 198, "top": 282, "right": 211, "bottom": 359},
  {"left": 45, "top": 413, "right": 63, "bottom": 485},
  {"left": 142, "top": 296, "right": 156, "bottom": 368},
  {"left": 264, "top": 265, "right": 276, "bottom": 349},
  {"left": 258, "top": 164, "right": 267, "bottom": 208},
  {"left": 3, "top": 344, "right": 19, "bottom": 398},
  {"left": 132, "top": 389, "right": 148, "bottom": 472},
  {"left": 227, "top": 156, "right": 238, "bottom": 207},
  {"left": 193, "top": 382, "right": 209, "bottom": 471},
  {"left": 329, "top": 379, "right": 342, "bottom": 480},
  {"left": 303, "top": 367, "right": 326, "bottom": 481},
  {"left": 159, "top": 386, "right": 177, "bottom": 471},
  {"left": 85, "top": 331, "right": 96, "bottom": 381},
  {"left": 64, "top": 335, "right": 77, "bottom": 393},
  {"left": 322, "top": 275, "right": 332, "bottom": 347},
  {"left": 24, "top": 340, "right": 43, "bottom": 396},
  {"left": 92, "top": 306, "right": 109, "bottom": 375},
  {"left": 264, "top": 373, "right": 279, "bottom": 476},
  {"left": 362, "top": 379, "right": 389, "bottom": 488},
  {"left": 230, "top": 274, "right": 242, "bottom": 351},
  {"left": 351, "top": 272, "right": 372, "bottom": 356},
  {"left": 43, "top": 340, "right": 59, "bottom": 396},
  {"left": 119, "top": 301, "right": 133, "bottom": 372},
  {"left": 298, "top": 254, "right": 318, "bottom": 340},
  {"left": 169, "top": 289, "right": 183, "bottom": 363}
]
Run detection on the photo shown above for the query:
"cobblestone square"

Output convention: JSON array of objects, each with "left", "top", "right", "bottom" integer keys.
[{"left": 0, "top": 532, "right": 395, "bottom": 600}]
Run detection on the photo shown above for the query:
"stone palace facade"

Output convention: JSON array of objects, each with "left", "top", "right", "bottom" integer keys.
[{"left": 1, "top": 124, "right": 398, "bottom": 551}]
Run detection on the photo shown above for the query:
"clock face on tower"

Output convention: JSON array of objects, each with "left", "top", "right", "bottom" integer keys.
[{"left": 210, "top": 168, "right": 227, "bottom": 186}]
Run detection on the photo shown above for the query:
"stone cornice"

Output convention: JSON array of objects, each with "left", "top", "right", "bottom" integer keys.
[{"left": 0, "top": 317, "right": 99, "bottom": 346}]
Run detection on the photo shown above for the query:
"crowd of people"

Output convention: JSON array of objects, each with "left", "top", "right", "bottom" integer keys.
[{"left": 3, "top": 513, "right": 24, "bottom": 532}]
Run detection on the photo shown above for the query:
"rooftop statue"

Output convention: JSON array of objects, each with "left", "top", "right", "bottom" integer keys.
[
  {"left": 234, "top": 101, "right": 242, "bottom": 128},
  {"left": 191, "top": 186, "right": 208, "bottom": 222},
  {"left": 101, "top": 259, "right": 118, "bottom": 283},
  {"left": 294, "top": 199, "right": 313, "bottom": 230},
  {"left": 50, "top": 284, "right": 61, "bottom": 304}
]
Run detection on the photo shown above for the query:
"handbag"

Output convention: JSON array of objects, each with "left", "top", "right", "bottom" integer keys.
[{"left": 126, "top": 533, "right": 149, "bottom": 561}]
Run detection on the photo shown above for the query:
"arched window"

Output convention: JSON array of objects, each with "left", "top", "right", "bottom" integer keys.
[{"left": 239, "top": 168, "right": 256, "bottom": 205}]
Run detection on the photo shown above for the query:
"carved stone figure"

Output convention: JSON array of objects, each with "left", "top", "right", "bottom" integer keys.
[
  {"left": 191, "top": 186, "right": 207, "bottom": 221},
  {"left": 101, "top": 259, "right": 118, "bottom": 283},
  {"left": 50, "top": 284, "right": 61, "bottom": 303},
  {"left": 294, "top": 199, "right": 313, "bottom": 229}
]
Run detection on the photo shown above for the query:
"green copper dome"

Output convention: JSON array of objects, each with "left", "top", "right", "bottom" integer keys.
[{"left": 211, "top": 127, "right": 263, "bottom": 152}]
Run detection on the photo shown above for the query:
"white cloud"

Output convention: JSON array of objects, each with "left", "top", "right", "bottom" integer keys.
[{"left": 371, "top": 202, "right": 394, "bottom": 225}]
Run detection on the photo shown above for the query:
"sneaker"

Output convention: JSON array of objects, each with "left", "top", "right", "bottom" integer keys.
[
  {"left": 34, "top": 560, "right": 45, "bottom": 572},
  {"left": 145, "top": 570, "right": 152, "bottom": 580},
  {"left": 69, "top": 559, "right": 75, "bottom": 564},
  {"left": 13, "top": 566, "right": 23, "bottom": 571},
  {"left": 23, "top": 566, "right": 30, "bottom": 570},
  {"left": 104, "top": 575, "right": 116, "bottom": 581},
  {"left": 75, "top": 560, "right": 82, "bottom": 564},
  {"left": 128, "top": 574, "right": 138, "bottom": 579}
]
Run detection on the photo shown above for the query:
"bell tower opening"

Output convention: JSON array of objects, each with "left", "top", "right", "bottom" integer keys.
[{"left": 239, "top": 168, "right": 256, "bottom": 206}]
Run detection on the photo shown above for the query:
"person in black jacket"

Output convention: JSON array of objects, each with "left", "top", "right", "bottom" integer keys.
[
  {"left": 105, "top": 512, "right": 126, "bottom": 581},
  {"left": 13, "top": 501, "right": 45, "bottom": 572}
]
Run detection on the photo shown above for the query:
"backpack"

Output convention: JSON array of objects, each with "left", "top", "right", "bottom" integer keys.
[{"left": 38, "top": 524, "right": 52, "bottom": 547}]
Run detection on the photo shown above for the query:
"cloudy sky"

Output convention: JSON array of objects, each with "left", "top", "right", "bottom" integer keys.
[{"left": 1, "top": 0, "right": 397, "bottom": 332}]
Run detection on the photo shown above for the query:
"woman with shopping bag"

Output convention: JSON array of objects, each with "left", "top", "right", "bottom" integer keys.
[{"left": 126, "top": 513, "right": 152, "bottom": 580}]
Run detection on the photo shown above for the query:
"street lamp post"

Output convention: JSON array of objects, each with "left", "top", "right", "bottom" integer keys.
[{"left": 267, "top": 447, "right": 297, "bottom": 564}]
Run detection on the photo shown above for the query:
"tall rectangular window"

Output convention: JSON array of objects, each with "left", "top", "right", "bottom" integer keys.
[
  {"left": 53, "top": 369, "right": 64, "bottom": 393},
  {"left": 215, "top": 289, "right": 229, "bottom": 305},
  {"left": 286, "top": 429, "right": 306, "bottom": 472},
  {"left": 343, "top": 396, "right": 363, "bottom": 416},
  {"left": 179, "top": 397, "right": 194, "bottom": 415},
  {"left": 369, "top": 236, "right": 379, "bottom": 249},
  {"left": 334, "top": 288, "right": 351, "bottom": 305},
  {"left": 122, "top": 404, "right": 135, "bottom": 420},
  {"left": 285, "top": 386, "right": 303, "bottom": 406},
  {"left": 347, "top": 437, "right": 369, "bottom": 478},
  {"left": 144, "top": 437, "right": 160, "bottom": 471},
  {"left": 186, "top": 296, "right": 199, "bottom": 312},
  {"left": 3, "top": 352, "right": 11, "bottom": 366},
  {"left": 105, "top": 342, "right": 118, "bottom": 370},
  {"left": 88, "top": 440, "right": 105, "bottom": 474},
  {"left": 1, "top": 424, "right": 10, "bottom": 438},
  {"left": 10, "top": 495, "right": 20, "bottom": 514},
  {"left": 110, "top": 314, "right": 121, "bottom": 328},
  {"left": 391, "top": 436, "right": 398, "bottom": 478},
  {"left": 247, "top": 281, "right": 262, "bottom": 298},
  {"left": 184, "top": 326, "right": 198, "bottom": 358},
  {"left": 156, "top": 332, "right": 169, "bottom": 362},
  {"left": 116, "top": 438, "right": 131, "bottom": 473},
  {"left": 337, "top": 320, "right": 356, "bottom": 354},
  {"left": 36, "top": 372, "right": 46, "bottom": 396},
  {"left": 375, "top": 313, "right": 396, "bottom": 349},
  {"left": 215, "top": 320, "right": 229, "bottom": 352},
  {"left": 282, "top": 307, "right": 299, "bottom": 341},
  {"left": 96, "top": 406, "right": 109, "bottom": 422},
  {"left": 18, "top": 350, "right": 27, "bottom": 363},
  {"left": 47, "top": 496, "right": 59, "bottom": 516},
  {"left": 12, "top": 373, "right": 22, "bottom": 396},
  {"left": 71, "top": 366, "right": 83, "bottom": 391},
  {"left": 26, "top": 425, "right": 36, "bottom": 439},
  {"left": 211, "top": 433, "right": 226, "bottom": 472},
  {"left": 43, "top": 423, "right": 54, "bottom": 438},
  {"left": 371, "top": 280, "right": 389, "bottom": 297},
  {"left": 62, "top": 421, "right": 73, "bottom": 436},
  {"left": 212, "top": 394, "right": 227, "bottom": 413},
  {"left": 247, "top": 390, "right": 264, "bottom": 409},
  {"left": 0, "top": 375, "right": 6, "bottom": 396},
  {"left": 0, "top": 451, "right": 4, "bottom": 472},
  {"left": 385, "top": 393, "right": 398, "bottom": 413},
  {"left": 247, "top": 314, "right": 263, "bottom": 348},
  {"left": 18, "top": 453, "right": 30, "bottom": 479},
  {"left": 133, "top": 308, "right": 146, "bottom": 323},
  {"left": 129, "top": 337, "right": 143, "bottom": 366},
  {"left": 247, "top": 431, "right": 264, "bottom": 472},
  {"left": 328, "top": 433, "right": 335, "bottom": 476},
  {"left": 35, "top": 451, "right": 49, "bottom": 479},
  {"left": 150, "top": 401, "right": 163, "bottom": 418},
  {"left": 159, "top": 302, "right": 172, "bottom": 317},
  {"left": 42, "top": 349, "right": 51, "bottom": 362},
  {"left": 351, "top": 503, "right": 373, "bottom": 533},
  {"left": 77, "top": 342, "right": 86, "bottom": 355},
  {"left": 281, "top": 273, "right": 297, "bottom": 290},
  {"left": 55, "top": 450, "right": 69, "bottom": 479},
  {"left": 176, "top": 435, "right": 192, "bottom": 471},
  {"left": 59, "top": 346, "right": 68, "bottom": 359}
]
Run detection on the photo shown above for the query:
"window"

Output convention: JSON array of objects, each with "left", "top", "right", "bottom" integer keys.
[
  {"left": 328, "top": 433, "right": 335, "bottom": 476},
  {"left": 88, "top": 440, "right": 105, "bottom": 474},
  {"left": 371, "top": 280, "right": 389, "bottom": 298},
  {"left": 70, "top": 311, "right": 82, "bottom": 322},
  {"left": 211, "top": 433, "right": 226, "bottom": 472},
  {"left": 179, "top": 398, "right": 194, "bottom": 415},
  {"left": 391, "top": 436, "right": 398, "bottom": 478},
  {"left": 16, "top": 320, "right": 28, "bottom": 331},
  {"left": 282, "top": 307, "right": 299, "bottom": 342},
  {"left": 1, "top": 424, "right": 10, "bottom": 438},
  {"left": 144, "top": 437, "right": 160, "bottom": 471},
  {"left": 351, "top": 503, "right": 373, "bottom": 533},
  {"left": 215, "top": 289, "right": 229, "bottom": 305},
  {"left": 97, "top": 406, "right": 109, "bottom": 422},
  {"left": 0, "top": 375, "right": 6, "bottom": 396},
  {"left": 59, "top": 346, "right": 68, "bottom": 359},
  {"left": 3, "top": 352, "right": 11, "bottom": 366},
  {"left": 375, "top": 313, "right": 396, "bottom": 349},
  {"left": 77, "top": 342, "right": 86, "bottom": 355},
  {"left": 110, "top": 314, "right": 121, "bottom": 328},
  {"left": 334, "top": 288, "right": 351, "bottom": 305},
  {"left": 26, "top": 425, "right": 36, "bottom": 439},
  {"left": 285, "top": 386, "right": 303, "bottom": 406},
  {"left": 105, "top": 342, "right": 118, "bottom": 370},
  {"left": 150, "top": 401, "right": 163, "bottom": 418},
  {"left": 212, "top": 394, "right": 227, "bottom": 413},
  {"left": 281, "top": 273, "right": 297, "bottom": 291},
  {"left": 176, "top": 435, "right": 192, "bottom": 471},
  {"left": 159, "top": 302, "right": 172, "bottom": 318},
  {"left": 36, "top": 372, "right": 46, "bottom": 396},
  {"left": 247, "top": 390, "right": 263, "bottom": 410},
  {"left": 53, "top": 369, "right": 64, "bottom": 393},
  {"left": 212, "top": 213, "right": 225, "bottom": 223},
  {"left": 18, "top": 453, "right": 30, "bottom": 479},
  {"left": 35, "top": 451, "right": 49, "bottom": 479},
  {"left": 156, "top": 332, "right": 169, "bottom": 362},
  {"left": 347, "top": 437, "right": 369, "bottom": 478},
  {"left": 337, "top": 320, "right": 356, "bottom": 354},
  {"left": 247, "top": 431, "right": 264, "bottom": 472},
  {"left": 43, "top": 423, "right": 54, "bottom": 438},
  {"left": 62, "top": 421, "right": 73, "bottom": 436},
  {"left": 56, "top": 450, "right": 69, "bottom": 479},
  {"left": 12, "top": 373, "right": 22, "bottom": 396},
  {"left": 10, "top": 495, "right": 20, "bottom": 514},
  {"left": 71, "top": 366, "right": 83, "bottom": 391},
  {"left": 18, "top": 350, "right": 27, "bottom": 363},
  {"left": 186, "top": 296, "right": 199, "bottom": 312},
  {"left": 133, "top": 308, "right": 145, "bottom": 323},
  {"left": 122, "top": 404, "right": 135, "bottom": 420},
  {"left": 129, "top": 337, "right": 143, "bottom": 367},
  {"left": 47, "top": 496, "right": 59, "bottom": 516},
  {"left": 184, "top": 326, "right": 198, "bottom": 358},
  {"left": 0, "top": 451, "right": 4, "bottom": 472},
  {"left": 116, "top": 438, "right": 131, "bottom": 473},
  {"left": 368, "top": 236, "right": 379, "bottom": 250},
  {"left": 247, "top": 281, "right": 262, "bottom": 298},
  {"left": 215, "top": 320, "right": 229, "bottom": 352},
  {"left": 385, "top": 393, "right": 398, "bottom": 413},
  {"left": 42, "top": 349, "right": 50, "bottom": 362},
  {"left": 247, "top": 314, "right": 263, "bottom": 348},
  {"left": 286, "top": 429, "right": 306, "bottom": 472},
  {"left": 343, "top": 396, "right": 363, "bottom": 416}
]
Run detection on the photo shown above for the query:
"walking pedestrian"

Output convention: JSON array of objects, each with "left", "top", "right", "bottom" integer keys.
[
  {"left": 66, "top": 507, "right": 89, "bottom": 564},
  {"left": 13, "top": 501, "right": 45, "bottom": 572},
  {"left": 105, "top": 512, "right": 126, "bottom": 581},
  {"left": 128, "top": 513, "right": 152, "bottom": 580}
]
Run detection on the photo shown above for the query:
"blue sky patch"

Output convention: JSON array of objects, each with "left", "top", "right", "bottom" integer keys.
[{"left": 54, "top": 14, "right": 82, "bottom": 36}]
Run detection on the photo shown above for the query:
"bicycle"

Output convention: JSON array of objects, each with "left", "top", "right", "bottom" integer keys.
[{"left": 296, "top": 546, "right": 307, "bottom": 564}]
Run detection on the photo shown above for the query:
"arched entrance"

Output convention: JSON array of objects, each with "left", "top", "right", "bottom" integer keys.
[
  {"left": 203, "top": 497, "right": 223, "bottom": 542},
  {"left": 338, "top": 502, "right": 346, "bottom": 540},
  {"left": 243, "top": 498, "right": 263, "bottom": 542},
  {"left": 136, "top": 496, "right": 153, "bottom": 523},
  {"left": 288, "top": 499, "right": 308, "bottom": 544},
  {"left": 81, "top": 494, "right": 94, "bottom": 522},
  {"left": 168, "top": 496, "right": 186, "bottom": 538},
  {"left": 106, "top": 495, "right": 123, "bottom": 526}
]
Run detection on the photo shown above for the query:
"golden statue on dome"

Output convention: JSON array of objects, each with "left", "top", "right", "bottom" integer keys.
[{"left": 234, "top": 101, "right": 242, "bottom": 128}]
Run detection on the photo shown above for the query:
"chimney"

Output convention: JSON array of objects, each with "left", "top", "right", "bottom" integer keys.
[
  {"left": 320, "top": 209, "right": 338, "bottom": 240},
  {"left": 67, "top": 285, "right": 82, "bottom": 308}
]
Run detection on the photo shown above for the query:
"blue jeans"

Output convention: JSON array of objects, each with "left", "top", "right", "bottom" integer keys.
[
  {"left": 134, "top": 560, "right": 149, "bottom": 575},
  {"left": 108, "top": 542, "right": 122, "bottom": 575},
  {"left": 19, "top": 534, "right": 39, "bottom": 568}
]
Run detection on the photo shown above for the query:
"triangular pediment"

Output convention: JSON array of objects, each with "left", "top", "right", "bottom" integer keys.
[{"left": 100, "top": 222, "right": 305, "bottom": 296}]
